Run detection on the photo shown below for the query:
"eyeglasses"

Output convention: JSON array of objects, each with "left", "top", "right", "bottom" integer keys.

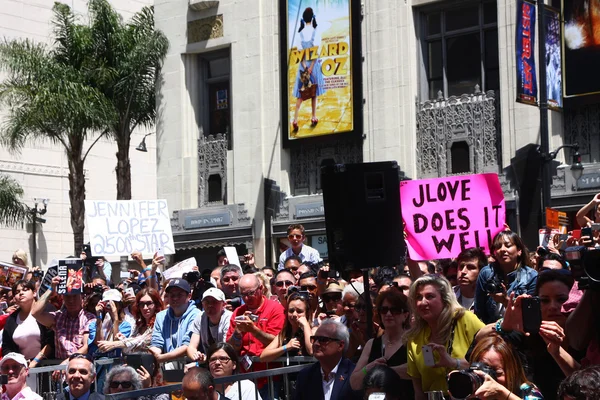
[
  {"left": 209, "top": 356, "right": 231, "bottom": 364},
  {"left": 109, "top": 381, "right": 133, "bottom": 389},
  {"left": 241, "top": 288, "right": 260, "bottom": 297},
  {"left": 322, "top": 294, "right": 342, "bottom": 303},
  {"left": 138, "top": 301, "right": 154, "bottom": 308},
  {"left": 301, "top": 285, "right": 317, "bottom": 291},
  {"left": 288, "top": 234, "right": 304, "bottom": 240},
  {"left": 275, "top": 280, "right": 294, "bottom": 288},
  {"left": 378, "top": 306, "right": 406, "bottom": 315},
  {"left": 0, "top": 364, "right": 23, "bottom": 374},
  {"left": 310, "top": 335, "right": 341, "bottom": 345}
]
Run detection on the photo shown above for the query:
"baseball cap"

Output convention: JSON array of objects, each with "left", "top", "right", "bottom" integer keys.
[
  {"left": 167, "top": 279, "right": 191, "bottom": 294},
  {"left": 202, "top": 288, "right": 225, "bottom": 302},
  {"left": 0, "top": 353, "right": 28, "bottom": 369},
  {"left": 102, "top": 289, "right": 123, "bottom": 302},
  {"left": 323, "top": 282, "right": 344, "bottom": 294}
]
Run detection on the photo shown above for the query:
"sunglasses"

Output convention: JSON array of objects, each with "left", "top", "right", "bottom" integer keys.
[
  {"left": 138, "top": 301, "right": 154, "bottom": 308},
  {"left": 241, "top": 288, "right": 260, "bottom": 297},
  {"left": 310, "top": 335, "right": 341, "bottom": 345},
  {"left": 322, "top": 294, "right": 342, "bottom": 303},
  {"left": 301, "top": 285, "right": 317, "bottom": 291},
  {"left": 275, "top": 280, "right": 294, "bottom": 288},
  {"left": 378, "top": 306, "right": 406, "bottom": 315},
  {"left": 0, "top": 364, "right": 23, "bottom": 374},
  {"left": 110, "top": 381, "right": 133, "bottom": 389},
  {"left": 288, "top": 234, "right": 304, "bottom": 240}
]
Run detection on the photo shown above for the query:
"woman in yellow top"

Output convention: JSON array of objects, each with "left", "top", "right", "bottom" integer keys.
[{"left": 405, "top": 275, "right": 484, "bottom": 399}]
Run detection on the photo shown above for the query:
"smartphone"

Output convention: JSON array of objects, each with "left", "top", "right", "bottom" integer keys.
[
  {"left": 235, "top": 315, "right": 246, "bottom": 322},
  {"left": 156, "top": 247, "right": 164, "bottom": 258},
  {"left": 124, "top": 354, "right": 155, "bottom": 377},
  {"left": 319, "top": 268, "right": 328, "bottom": 279},
  {"left": 368, "top": 394, "right": 386, "bottom": 400},
  {"left": 0, "top": 302, "right": 7, "bottom": 311},
  {"left": 422, "top": 345, "right": 435, "bottom": 367},
  {"left": 559, "top": 234, "right": 569, "bottom": 241},
  {"left": 125, "top": 287, "right": 135, "bottom": 298},
  {"left": 592, "top": 223, "right": 600, "bottom": 231},
  {"left": 522, "top": 297, "right": 542, "bottom": 334},
  {"left": 328, "top": 268, "right": 337, "bottom": 278},
  {"left": 582, "top": 227, "right": 593, "bottom": 238}
]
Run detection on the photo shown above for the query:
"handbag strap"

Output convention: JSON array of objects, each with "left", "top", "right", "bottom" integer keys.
[{"left": 446, "top": 317, "right": 459, "bottom": 356}]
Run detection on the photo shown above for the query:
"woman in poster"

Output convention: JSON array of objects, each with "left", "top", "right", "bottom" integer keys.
[{"left": 292, "top": 7, "right": 327, "bottom": 132}]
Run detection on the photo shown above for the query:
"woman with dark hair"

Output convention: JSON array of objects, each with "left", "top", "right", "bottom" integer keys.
[
  {"left": 260, "top": 292, "right": 313, "bottom": 361},
  {"left": 475, "top": 231, "right": 538, "bottom": 323},
  {"left": 474, "top": 270, "right": 582, "bottom": 400},
  {"left": 2, "top": 279, "right": 53, "bottom": 365},
  {"left": 97, "top": 287, "right": 165, "bottom": 354},
  {"left": 363, "top": 365, "right": 403, "bottom": 400},
  {"left": 208, "top": 342, "right": 262, "bottom": 400},
  {"left": 350, "top": 290, "right": 413, "bottom": 400},
  {"left": 459, "top": 333, "right": 543, "bottom": 400},
  {"left": 557, "top": 365, "right": 600, "bottom": 400}
]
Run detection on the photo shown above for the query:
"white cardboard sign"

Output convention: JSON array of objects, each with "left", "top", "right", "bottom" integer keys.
[{"left": 85, "top": 200, "right": 175, "bottom": 257}]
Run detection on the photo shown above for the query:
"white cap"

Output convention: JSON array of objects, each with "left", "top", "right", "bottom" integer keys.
[
  {"left": 202, "top": 287, "right": 226, "bottom": 302},
  {"left": 0, "top": 353, "right": 28, "bottom": 369},
  {"left": 102, "top": 289, "right": 122, "bottom": 302}
]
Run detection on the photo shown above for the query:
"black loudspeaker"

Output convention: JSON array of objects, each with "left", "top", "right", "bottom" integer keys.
[{"left": 321, "top": 162, "right": 405, "bottom": 270}]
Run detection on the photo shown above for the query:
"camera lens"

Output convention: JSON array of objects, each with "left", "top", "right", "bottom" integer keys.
[{"left": 447, "top": 371, "right": 482, "bottom": 400}]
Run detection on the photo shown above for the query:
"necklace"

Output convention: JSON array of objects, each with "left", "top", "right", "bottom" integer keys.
[{"left": 384, "top": 331, "right": 403, "bottom": 346}]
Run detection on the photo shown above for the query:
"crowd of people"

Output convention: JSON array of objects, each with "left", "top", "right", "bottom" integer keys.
[{"left": 1, "top": 218, "right": 600, "bottom": 400}]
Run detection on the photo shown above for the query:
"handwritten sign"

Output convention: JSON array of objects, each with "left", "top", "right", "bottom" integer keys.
[
  {"left": 400, "top": 173, "right": 506, "bottom": 260},
  {"left": 39, "top": 260, "right": 58, "bottom": 297},
  {"left": 85, "top": 200, "right": 175, "bottom": 257},
  {"left": 162, "top": 257, "right": 197, "bottom": 281}
]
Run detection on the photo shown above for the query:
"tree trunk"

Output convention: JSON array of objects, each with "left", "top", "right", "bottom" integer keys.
[
  {"left": 115, "top": 132, "right": 132, "bottom": 200},
  {"left": 68, "top": 149, "right": 86, "bottom": 257}
]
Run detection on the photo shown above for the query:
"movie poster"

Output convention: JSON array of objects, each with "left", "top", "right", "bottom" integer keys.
[
  {"left": 283, "top": 0, "right": 354, "bottom": 140},
  {"left": 516, "top": 0, "right": 538, "bottom": 105},
  {"left": 563, "top": 0, "right": 600, "bottom": 97},
  {"left": 545, "top": 7, "right": 563, "bottom": 109},
  {"left": 0, "top": 261, "right": 27, "bottom": 290},
  {"left": 57, "top": 259, "right": 84, "bottom": 295}
]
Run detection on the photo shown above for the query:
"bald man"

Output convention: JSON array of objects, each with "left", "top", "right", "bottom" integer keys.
[{"left": 226, "top": 274, "right": 285, "bottom": 398}]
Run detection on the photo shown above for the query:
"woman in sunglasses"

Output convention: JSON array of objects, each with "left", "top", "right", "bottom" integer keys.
[
  {"left": 260, "top": 292, "right": 313, "bottom": 361},
  {"left": 405, "top": 275, "right": 484, "bottom": 399},
  {"left": 350, "top": 290, "right": 413, "bottom": 399},
  {"left": 104, "top": 364, "right": 169, "bottom": 400},
  {"left": 208, "top": 342, "right": 263, "bottom": 400}
]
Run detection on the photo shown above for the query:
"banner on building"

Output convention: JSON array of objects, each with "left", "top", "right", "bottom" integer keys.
[
  {"left": 545, "top": 7, "right": 563, "bottom": 109},
  {"left": 516, "top": 0, "right": 538, "bottom": 105},
  {"left": 563, "top": 0, "right": 600, "bottom": 97},
  {"left": 85, "top": 200, "right": 175, "bottom": 257},
  {"left": 400, "top": 173, "right": 506, "bottom": 260},
  {"left": 279, "top": 0, "right": 362, "bottom": 145}
]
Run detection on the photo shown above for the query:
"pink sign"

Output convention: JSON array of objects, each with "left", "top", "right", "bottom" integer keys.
[{"left": 400, "top": 173, "right": 506, "bottom": 260}]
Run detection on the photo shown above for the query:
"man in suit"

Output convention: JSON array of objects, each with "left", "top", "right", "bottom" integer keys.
[
  {"left": 56, "top": 354, "right": 104, "bottom": 400},
  {"left": 293, "top": 319, "right": 360, "bottom": 400}
]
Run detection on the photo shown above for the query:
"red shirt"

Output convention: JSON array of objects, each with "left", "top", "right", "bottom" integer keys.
[{"left": 226, "top": 297, "right": 285, "bottom": 358}]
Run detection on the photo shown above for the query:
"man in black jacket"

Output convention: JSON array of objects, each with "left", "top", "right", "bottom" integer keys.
[
  {"left": 293, "top": 319, "right": 360, "bottom": 400},
  {"left": 56, "top": 354, "right": 104, "bottom": 400}
]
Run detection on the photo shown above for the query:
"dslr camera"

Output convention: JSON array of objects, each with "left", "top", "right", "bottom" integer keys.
[
  {"left": 483, "top": 274, "right": 504, "bottom": 294},
  {"left": 182, "top": 271, "right": 201, "bottom": 284},
  {"left": 564, "top": 246, "right": 600, "bottom": 290},
  {"left": 447, "top": 362, "right": 497, "bottom": 399}
]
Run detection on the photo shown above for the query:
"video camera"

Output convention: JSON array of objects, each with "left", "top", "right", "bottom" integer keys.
[
  {"left": 564, "top": 246, "right": 600, "bottom": 290},
  {"left": 82, "top": 243, "right": 100, "bottom": 268},
  {"left": 447, "top": 362, "right": 497, "bottom": 399}
]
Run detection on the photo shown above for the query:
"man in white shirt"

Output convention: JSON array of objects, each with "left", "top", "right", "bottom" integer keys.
[
  {"left": 0, "top": 352, "right": 42, "bottom": 400},
  {"left": 293, "top": 320, "right": 360, "bottom": 400},
  {"left": 278, "top": 224, "right": 322, "bottom": 270},
  {"left": 454, "top": 247, "right": 488, "bottom": 311}
]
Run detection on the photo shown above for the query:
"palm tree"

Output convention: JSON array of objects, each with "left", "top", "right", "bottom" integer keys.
[
  {"left": 88, "top": 0, "right": 169, "bottom": 200},
  {"left": 0, "top": 174, "right": 29, "bottom": 228},
  {"left": 0, "top": 4, "right": 115, "bottom": 255}
]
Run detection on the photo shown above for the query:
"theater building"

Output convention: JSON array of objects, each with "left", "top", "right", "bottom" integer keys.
[{"left": 156, "top": 0, "right": 600, "bottom": 267}]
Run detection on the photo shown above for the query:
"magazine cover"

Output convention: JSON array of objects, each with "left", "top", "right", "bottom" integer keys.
[
  {"left": 0, "top": 261, "right": 27, "bottom": 290},
  {"left": 57, "top": 259, "right": 85, "bottom": 295}
]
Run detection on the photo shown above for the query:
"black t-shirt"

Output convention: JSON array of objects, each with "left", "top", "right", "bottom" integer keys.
[{"left": 368, "top": 336, "right": 415, "bottom": 400}]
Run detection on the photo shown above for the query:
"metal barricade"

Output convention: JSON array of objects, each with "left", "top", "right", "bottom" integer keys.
[{"left": 105, "top": 363, "right": 313, "bottom": 400}]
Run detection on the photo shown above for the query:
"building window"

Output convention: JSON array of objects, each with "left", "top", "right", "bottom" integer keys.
[
  {"left": 199, "top": 49, "right": 232, "bottom": 148},
  {"left": 451, "top": 141, "right": 471, "bottom": 173},
  {"left": 208, "top": 174, "right": 223, "bottom": 203},
  {"left": 421, "top": 1, "right": 499, "bottom": 100}
]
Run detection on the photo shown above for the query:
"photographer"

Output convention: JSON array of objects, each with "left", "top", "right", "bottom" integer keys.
[
  {"left": 474, "top": 231, "right": 538, "bottom": 324},
  {"left": 220, "top": 264, "right": 243, "bottom": 311},
  {"left": 450, "top": 333, "right": 543, "bottom": 400}
]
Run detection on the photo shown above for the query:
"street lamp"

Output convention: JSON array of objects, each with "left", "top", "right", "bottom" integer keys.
[
  {"left": 135, "top": 133, "right": 154, "bottom": 152},
  {"left": 538, "top": 143, "right": 583, "bottom": 217},
  {"left": 30, "top": 198, "right": 49, "bottom": 266}
]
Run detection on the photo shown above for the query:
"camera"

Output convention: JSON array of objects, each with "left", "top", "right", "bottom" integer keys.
[
  {"left": 483, "top": 274, "right": 504, "bottom": 294},
  {"left": 537, "top": 247, "right": 549, "bottom": 257},
  {"left": 183, "top": 271, "right": 201, "bottom": 284},
  {"left": 447, "top": 362, "right": 497, "bottom": 400},
  {"left": 0, "top": 375, "right": 7, "bottom": 385},
  {"left": 228, "top": 296, "right": 242, "bottom": 309},
  {"left": 565, "top": 246, "right": 600, "bottom": 290},
  {"left": 32, "top": 270, "right": 43, "bottom": 279},
  {"left": 93, "top": 284, "right": 105, "bottom": 295}
]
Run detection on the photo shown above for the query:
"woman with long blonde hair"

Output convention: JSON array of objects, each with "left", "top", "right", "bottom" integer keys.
[{"left": 405, "top": 275, "right": 484, "bottom": 400}]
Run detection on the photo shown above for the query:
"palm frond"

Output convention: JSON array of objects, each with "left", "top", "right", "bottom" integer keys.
[{"left": 0, "top": 174, "right": 30, "bottom": 228}]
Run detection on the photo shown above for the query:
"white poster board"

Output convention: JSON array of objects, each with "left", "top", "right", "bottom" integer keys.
[
  {"left": 162, "top": 257, "right": 197, "bottom": 281},
  {"left": 224, "top": 247, "right": 241, "bottom": 267},
  {"left": 85, "top": 200, "right": 175, "bottom": 257}
]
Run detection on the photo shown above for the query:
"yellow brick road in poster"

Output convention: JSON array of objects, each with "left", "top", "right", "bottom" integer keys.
[{"left": 286, "top": 2, "right": 353, "bottom": 140}]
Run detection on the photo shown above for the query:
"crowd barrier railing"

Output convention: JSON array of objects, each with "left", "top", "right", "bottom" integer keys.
[{"left": 29, "top": 356, "right": 316, "bottom": 400}]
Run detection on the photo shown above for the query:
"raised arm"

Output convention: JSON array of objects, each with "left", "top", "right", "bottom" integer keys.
[{"left": 31, "top": 276, "right": 61, "bottom": 328}]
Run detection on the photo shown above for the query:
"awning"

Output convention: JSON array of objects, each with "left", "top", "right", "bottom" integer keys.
[{"left": 173, "top": 225, "right": 253, "bottom": 251}]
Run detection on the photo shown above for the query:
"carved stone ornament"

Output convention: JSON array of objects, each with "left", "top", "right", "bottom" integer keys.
[
  {"left": 188, "top": 15, "right": 224, "bottom": 44},
  {"left": 416, "top": 87, "right": 500, "bottom": 178},
  {"left": 198, "top": 133, "right": 228, "bottom": 206},
  {"left": 564, "top": 103, "right": 600, "bottom": 164},
  {"left": 189, "top": 0, "right": 219, "bottom": 12}
]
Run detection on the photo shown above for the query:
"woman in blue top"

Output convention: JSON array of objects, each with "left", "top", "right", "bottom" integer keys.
[
  {"left": 474, "top": 231, "right": 537, "bottom": 324},
  {"left": 291, "top": 7, "right": 327, "bottom": 132}
]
